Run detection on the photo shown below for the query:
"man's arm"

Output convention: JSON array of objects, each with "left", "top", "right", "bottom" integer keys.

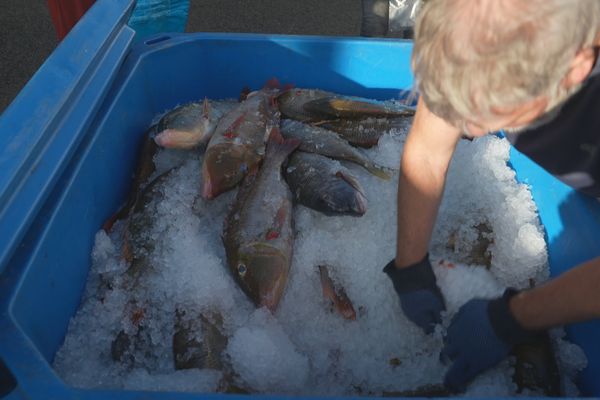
[
  {"left": 443, "top": 256, "right": 600, "bottom": 391},
  {"left": 395, "top": 97, "right": 462, "bottom": 267},
  {"left": 510, "top": 256, "right": 600, "bottom": 329},
  {"left": 383, "top": 97, "right": 462, "bottom": 334}
]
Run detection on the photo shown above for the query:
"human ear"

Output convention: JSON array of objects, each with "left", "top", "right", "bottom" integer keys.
[{"left": 562, "top": 47, "right": 596, "bottom": 89}]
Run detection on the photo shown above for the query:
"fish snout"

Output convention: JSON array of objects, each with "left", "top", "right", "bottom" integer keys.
[{"left": 239, "top": 250, "right": 289, "bottom": 312}]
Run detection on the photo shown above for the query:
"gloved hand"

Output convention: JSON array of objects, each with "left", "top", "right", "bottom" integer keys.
[
  {"left": 383, "top": 254, "right": 445, "bottom": 334},
  {"left": 441, "top": 289, "right": 541, "bottom": 392}
]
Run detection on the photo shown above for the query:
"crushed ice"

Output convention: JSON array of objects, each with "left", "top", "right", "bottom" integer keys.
[{"left": 53, "top": 101, "right": 587, "bottom": 396}]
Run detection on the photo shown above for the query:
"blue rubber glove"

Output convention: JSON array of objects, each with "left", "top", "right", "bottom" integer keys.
[
  {"left": 441, "top": 289, "right": 541, "bottom": 392},
  {"left": 383, "top": 254, "right": 445, "bottom": 334}
]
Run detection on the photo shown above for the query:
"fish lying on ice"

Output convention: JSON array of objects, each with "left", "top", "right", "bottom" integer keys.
[
  {"left": 154, "top": 98, "right": 219, "bottom": 149},
  {"left": 318, "top": 265, "right": 357, "bottom": 320},
  {"left": 173, "top": 308, "right": 228, "bottom": 371},
  {"left": 277, "top": 88, "right": 415, "bottom": 122},
  {"left": 313, "top": 117, "right": 399, "bottom": 148},
  {"left": 280, "top": 119, "right": 391, "bottom": 180},
  {"left": 202, "top": 83, "right": 280, "bottom": 199},
  {"left": 103, "top": 125, "right": 160, "bottom": 232},
  {"left": 222, "top": 128, "right": 300, "bottom": 312},
  {"left": 285, "top": 151, "right": 367, "bottom": 216}
]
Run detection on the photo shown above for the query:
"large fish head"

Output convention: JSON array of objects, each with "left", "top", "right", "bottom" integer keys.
[
  {"left": 231, "top": 243, "right": 290, "bottom": 312},
  {"left": 202, "top": 144, "right": 257, "bottom": 199}
]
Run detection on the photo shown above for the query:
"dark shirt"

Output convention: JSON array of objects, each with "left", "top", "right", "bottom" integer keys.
[{"left": 505, "top": 71, "right": 600, "bottom": 198}]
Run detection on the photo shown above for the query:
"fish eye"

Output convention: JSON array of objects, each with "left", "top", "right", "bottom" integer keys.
[{"left": 237, "top": 263, "right": 247, "bottom": 276}]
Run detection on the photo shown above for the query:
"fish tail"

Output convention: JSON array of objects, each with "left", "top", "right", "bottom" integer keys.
[
  {"left": 265, "top": 127, "right": 301, "bottom": 164},
  {"left": 364, "top": 163, "right": 392, "bottom": 180}
]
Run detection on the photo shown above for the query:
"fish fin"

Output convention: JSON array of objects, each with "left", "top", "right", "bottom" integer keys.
[
  {"left": 276, "top": 85, "right": 296, "bottom": 107},
  {"left": 122, "top": 231, "right": 133, "bottom": 264},
  {"left": 239, "top": 87, "right": 251, "bottom": 102},
  {"left": 364, "top": 163, "right": 392, "bottom": 180},
  {"left": 334, "top": 170, "right": 365, "bottom": 195},
  {"left": 202, "top": 97, "right": 211, "bottom": 118},
  {"left": 318, "top": 265, "right": 336, "bottom": 300},
  {"left": 318, "top": 265, "right": 357, "bottom": 320},
  {"left": 302, "top": 97, "right": 372, "bottom": 119},
  {"left": 263, "top": 77, "right": 281, "bottom": 90},
  {"left": 102, "top": 203, "right": 131, "bottom": 232}
]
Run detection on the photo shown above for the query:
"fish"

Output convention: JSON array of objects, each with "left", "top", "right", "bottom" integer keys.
[
  {"left": 280, "top": 119, "right": 391, "bottom": 180},
  {"left": 512, "top": 304, "right": 561, "bottom": 396},
  {"left": 512, "top": 335, "right": 562, "bottom": 396},
  {"left": 318, "top": 265, "right": 357, "bottom": 320},
  {"left": 154, "top": 98, "right": 218, "bottom": 149},
  {"left": 285, "top": 152, "right": 368, "bottom": 216},
  {"left": 110, "top": 302, "right": 149, "bottom": 366},
  {"left": 277, "top": 88, "right": 415, "bottom": 122},
  {"left": 122, "top": 168, "right": 176, "bottom": 278},
  {"left": 173, "top": 309, "right": 228, "bottom": 371},
  {"left": 111, "top": 169, "right": 178, "bottom": 365},
  {"left": 445, "top": 222, "right": 493, "bottom": 268},
  {"left": 222, "top": 128, "right": 300, "bottom": 312},
  {"left": 313, "top": 117, "right": 394, "bottom": 148},
  {"left": 102, "top": 125, "right": 159, "bottom": 232},
  {"left": 201, "top": 84, "right": 280, "bottom": 199}
]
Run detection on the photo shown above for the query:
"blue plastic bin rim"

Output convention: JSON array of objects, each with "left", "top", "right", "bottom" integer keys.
[{"left": 0, "top": 0, "right": 137, "bottom": 276}]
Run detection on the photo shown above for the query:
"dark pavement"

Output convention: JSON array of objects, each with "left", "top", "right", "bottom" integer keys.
[{"left": 0, "top": 1, "right": 361, "bottom": 114}]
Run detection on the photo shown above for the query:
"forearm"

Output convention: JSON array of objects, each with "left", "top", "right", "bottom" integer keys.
[
  {"left": 395, "top": 98, "right": 461, "bottom": 267},
  {"left": 510, "top": 256, "right": 600, "bottom": 330},
  {"left": 395, "top": 153, "right": 446, "bottom": 266}
]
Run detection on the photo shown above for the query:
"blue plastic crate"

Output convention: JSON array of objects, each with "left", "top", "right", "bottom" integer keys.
[{"left": 0, "top": 0, "right": 599, "bottom": 398}]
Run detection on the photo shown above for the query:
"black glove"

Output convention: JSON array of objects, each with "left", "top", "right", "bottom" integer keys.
[
  {"left": 441, "top": 289, "right": 542, "bottom": 392},
  {"left": 383, "top": 254, "right": 445, "bottom": 334}
]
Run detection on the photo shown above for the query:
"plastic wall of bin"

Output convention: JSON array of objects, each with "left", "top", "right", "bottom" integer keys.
[{"left": 0, "top": 0, "right": 599, "bottom": 398}]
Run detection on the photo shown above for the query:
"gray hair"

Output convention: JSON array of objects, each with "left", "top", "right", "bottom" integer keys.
[{"left": 411, "top": 0, "right": 600, "bottom": 127}]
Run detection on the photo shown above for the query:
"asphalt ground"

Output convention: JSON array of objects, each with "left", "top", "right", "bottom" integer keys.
[{"left": 0, "top": 1, "right": 361, "bottom": 115}]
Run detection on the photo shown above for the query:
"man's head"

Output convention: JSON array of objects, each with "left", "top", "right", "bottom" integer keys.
[{"left": 412, "top": 0, "right": 600, "bottom": 136}]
